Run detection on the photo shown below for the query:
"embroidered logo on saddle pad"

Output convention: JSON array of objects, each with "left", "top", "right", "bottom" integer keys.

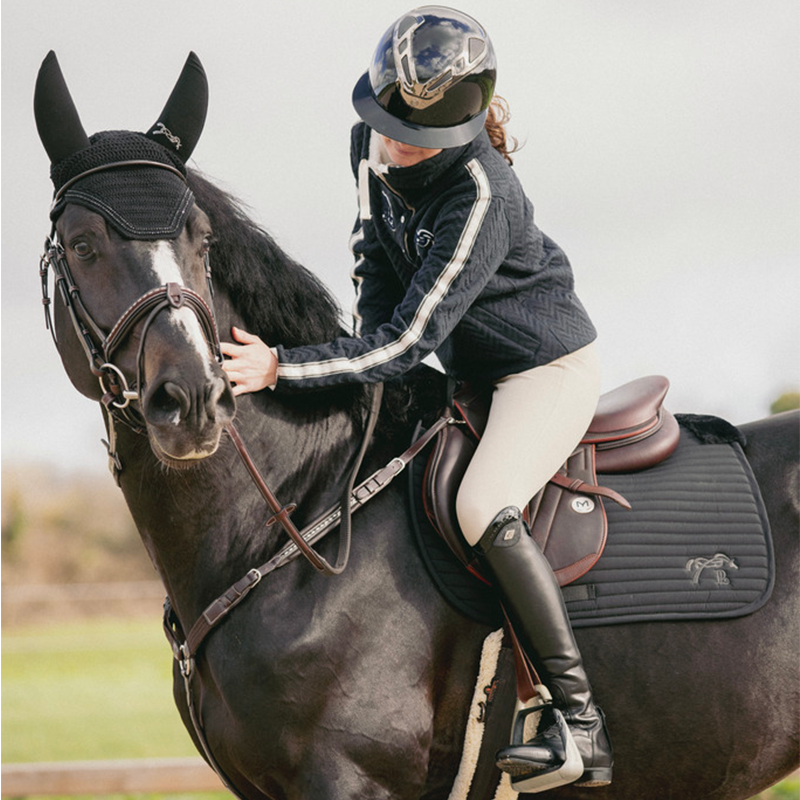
[{"left": 685, "top": 553, "right": 738, "bottom": 587}]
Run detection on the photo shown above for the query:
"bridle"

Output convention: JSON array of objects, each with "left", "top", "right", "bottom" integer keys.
[
  {"left": 40, "top": 159, "right": 223, "bottom": 469},
  {"left": 40, "top": 229, "right": 221, "bottom": 472}
]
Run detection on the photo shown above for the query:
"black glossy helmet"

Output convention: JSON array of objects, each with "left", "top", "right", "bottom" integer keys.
[{"left": 352, "top": 6, "right": 497, "bottom": 148}]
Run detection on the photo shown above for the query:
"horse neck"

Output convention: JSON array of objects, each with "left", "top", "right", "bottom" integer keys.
[
  {"left": 114, "top": 382, "right": 364, "bottom": 627},
  {"left": 109, "top": 223, "right": 372, "bottom": 625}
]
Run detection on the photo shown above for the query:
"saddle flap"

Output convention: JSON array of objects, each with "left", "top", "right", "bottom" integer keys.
[
  {"left": 527, "top": 445, "right": 608, "bottom": 585},
  {"left": 423, "top": 418, "right": 608, "bottom": 587},
  {"left": 423, "top": 419, "right": 479, "bottom": 571}
]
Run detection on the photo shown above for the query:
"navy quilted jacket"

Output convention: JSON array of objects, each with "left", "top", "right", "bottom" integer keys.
[{"left": 275, "top": 123, "right": 596, "bottom": 390}]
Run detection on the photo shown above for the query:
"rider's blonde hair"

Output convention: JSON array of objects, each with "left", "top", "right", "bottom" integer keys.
[{"left": 485, "top": 96, "right": 520, "bottom": 166}]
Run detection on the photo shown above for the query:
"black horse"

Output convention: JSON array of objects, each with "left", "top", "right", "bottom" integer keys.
[{"left": 34, "top": 52, "right": 799, "bottom": 800}]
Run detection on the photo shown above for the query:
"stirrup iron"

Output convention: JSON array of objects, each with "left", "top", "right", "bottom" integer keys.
[{"left": 498, "top": 700, "right": 584, "bottom": 794}]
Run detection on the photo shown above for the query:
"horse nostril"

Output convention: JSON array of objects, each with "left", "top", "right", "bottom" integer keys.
[
  {"left": 147, "top": 381, "right": 190, "bottom": 424},
  {"left": 206, "top": 376, "right": 235, "bottom": 423}
]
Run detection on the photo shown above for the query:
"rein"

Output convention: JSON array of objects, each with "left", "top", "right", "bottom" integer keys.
[
  {"left": 164, "top": 412, "right": 452, "bottom": 664},
  {"left": 225, "top": 379, "right": 384, "bottom": 577}
]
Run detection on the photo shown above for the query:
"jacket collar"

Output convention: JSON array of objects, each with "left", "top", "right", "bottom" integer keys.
[
  {"left": 384, "top": 139, "right": 470, "bottom": 192},
  {"left": 357, "top": 127, "right": 489, "bottom": 219}
]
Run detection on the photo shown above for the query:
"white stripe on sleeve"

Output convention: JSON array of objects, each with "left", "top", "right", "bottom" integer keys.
[{"left": 278, "top": 159, "right": 491, "bottom": 382}]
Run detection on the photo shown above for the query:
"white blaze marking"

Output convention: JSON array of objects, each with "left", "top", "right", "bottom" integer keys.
[{"left": 147, "top": 240, "right": 217, "bottom": 400}]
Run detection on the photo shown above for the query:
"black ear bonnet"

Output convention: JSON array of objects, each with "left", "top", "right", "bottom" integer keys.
[
  {"left": 35, "top": 51, "right": 208, "bottom": 240},
  {"left": 48, "top": 130, "right": 194, "bottom": 239}
]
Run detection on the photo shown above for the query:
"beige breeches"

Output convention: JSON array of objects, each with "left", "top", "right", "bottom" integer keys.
[{"left": 455, "top": 341, "right": 602, "bottom": 546}]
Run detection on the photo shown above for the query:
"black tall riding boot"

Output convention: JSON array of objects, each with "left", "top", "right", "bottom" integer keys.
[{"left": 475, "top": 507, "right": 613, "bottom": 793}]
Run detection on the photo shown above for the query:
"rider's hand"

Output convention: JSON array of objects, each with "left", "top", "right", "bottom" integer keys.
[{"left": 220, "top": 327, "right": 278, "bottom": 396}]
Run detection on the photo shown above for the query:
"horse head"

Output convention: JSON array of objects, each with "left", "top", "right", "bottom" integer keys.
[{"left": 34, "top": 51, "right": 235, "bottom": 468}]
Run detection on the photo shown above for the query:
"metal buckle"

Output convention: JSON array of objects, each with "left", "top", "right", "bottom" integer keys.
[
  {"left": 179, "top": 643, "right": 194, "bottom": 678},
  {"left": 387, "top": 456, "right": 406, "bottom": 475}
]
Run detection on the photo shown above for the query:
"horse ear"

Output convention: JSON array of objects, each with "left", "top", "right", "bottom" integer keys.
[
  {"left": 34, "top": 51, "right": 91, "bottom": 165},
  {"left": 145, "top": 51, "right": 208, "bottom": 162}
]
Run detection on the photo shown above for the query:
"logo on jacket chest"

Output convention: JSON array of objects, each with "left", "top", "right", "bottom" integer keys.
[
  {"left": 414, "top": 228, "right": 435, "bottom": 253},
  {"left": 380, "top": 190, "right": 435, "bottom": 258}
]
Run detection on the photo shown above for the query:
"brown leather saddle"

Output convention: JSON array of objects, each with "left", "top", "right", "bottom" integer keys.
[{"left": 423, "top": 375, "right": 681, "bottom": 586}]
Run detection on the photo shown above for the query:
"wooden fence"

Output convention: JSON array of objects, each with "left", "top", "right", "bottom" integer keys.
[
  {"left": 4, "top": 585, "right": 223, "bottom": 796},
  {"left": 3, "top": 760, "right": 798, "bottom": 798},
  {"left": 1, "top": 757, "right": 224, "bottom": 796}
]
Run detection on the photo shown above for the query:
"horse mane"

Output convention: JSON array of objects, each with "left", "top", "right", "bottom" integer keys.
[
  {"left": 187, "top": 169, "right": 343, "bottom": 348},
  {"left": 186, "top": 169, "right": 446, "bottom": 429}
]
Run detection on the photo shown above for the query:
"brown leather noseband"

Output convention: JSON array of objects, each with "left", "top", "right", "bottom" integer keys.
[{"left": 41, "top": 236, "right": 220, "bottom": 415}]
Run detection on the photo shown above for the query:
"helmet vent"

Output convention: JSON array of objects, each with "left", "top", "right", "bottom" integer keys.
[
  {"left": 428, "top": 69, "right": 453, "bottom": 92},
  {"left": 469, "top": 38, "right": 486, "bottom": 63},
  {"left": 397, "top": 15, "right": 419, "bottom": 38},
  {"left": 401, "top": 55, "right": 413, "bottom": 85}
]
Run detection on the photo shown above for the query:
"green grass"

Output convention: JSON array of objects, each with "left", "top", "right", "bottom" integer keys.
[
  {"left": 2, "top": 618, "right": 196, "bottom": 762},
  {"left": 2, "top": 617, "right": 229, "bottom": 799},
  {"left": 753, "top": 775, "right": 800, "bottom": 800},
  {"left": 3, "top": 618, "right": 797, "bottom": 799}
]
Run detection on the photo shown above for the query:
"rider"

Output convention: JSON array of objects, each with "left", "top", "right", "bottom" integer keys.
[{"left": 221, "top": 6, "right": 612, "bottom": 791}]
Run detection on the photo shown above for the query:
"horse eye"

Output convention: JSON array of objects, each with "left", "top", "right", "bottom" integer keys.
[
  {"left": 202, "top": 235, "right": 213, "bottom": 253},
  {"left": 72, "top": 240, "right": 94, "bottom": 260}
]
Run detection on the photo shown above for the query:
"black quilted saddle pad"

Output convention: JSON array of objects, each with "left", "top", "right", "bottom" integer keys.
[
  {"left": 409, "top": 417, "right": 774, "bottom": 628},
  {"left": 563, "top": 422, "right": 773, "bottom": 626}
]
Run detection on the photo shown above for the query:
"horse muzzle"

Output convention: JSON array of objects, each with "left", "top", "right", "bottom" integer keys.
[{"left": 142, "top": 369, "right": 235, "bottom": 467}]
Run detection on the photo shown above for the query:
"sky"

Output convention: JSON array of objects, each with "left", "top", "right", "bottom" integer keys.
[{"left": 2, "top": 0, "right": 798, "bottom": 476}]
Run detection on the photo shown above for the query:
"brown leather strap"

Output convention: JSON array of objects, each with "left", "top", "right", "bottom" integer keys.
[
  {"left": 548, "top": 472, "right": 632, "bottom": 510},
  {"left": 227, "top": 423, "right": 329, "bottom": 573},
  {"left": 227, "top": 381, "right": 385, "bottom": 577},
  {"left": 264, "top": 413, "right": 454, "bottom": 571},
  {"left": 186, "top": 568, "right": 262, "bottom": 656},
  {"left": 351, "top": 414, "right": 452, "bottom": 505},
  {"left": 174, "top": 413, "right": 457, "bottom": 661}
]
